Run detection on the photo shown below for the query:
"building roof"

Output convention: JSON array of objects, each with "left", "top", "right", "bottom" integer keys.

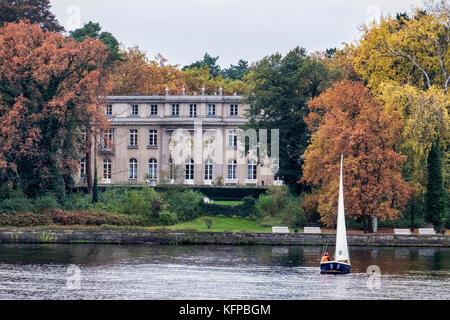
[{"left": 107, "top": 95, "right": 244, "bottom": 104}]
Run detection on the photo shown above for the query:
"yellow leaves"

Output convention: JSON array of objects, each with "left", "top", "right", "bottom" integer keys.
[{"left": 353, "top": 10, "right": 449, "bottom": 93}]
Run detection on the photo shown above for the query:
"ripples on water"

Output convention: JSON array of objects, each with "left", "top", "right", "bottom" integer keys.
[{"left": 0, "top": 244, "right": 448, "bottom": 300}]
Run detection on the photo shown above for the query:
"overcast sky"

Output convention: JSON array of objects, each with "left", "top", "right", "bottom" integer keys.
[{"left": 49, "top": 0, "right": 423, "bottom": 68}]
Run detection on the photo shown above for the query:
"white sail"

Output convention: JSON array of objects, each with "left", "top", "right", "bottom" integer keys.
[{"left": 335, "top": 154, "right": 350, "bottom": 263}]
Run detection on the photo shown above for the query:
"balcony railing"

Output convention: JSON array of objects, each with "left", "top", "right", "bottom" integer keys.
[{"left": 98, "top": 145, "right": 115, "bottom": 155}]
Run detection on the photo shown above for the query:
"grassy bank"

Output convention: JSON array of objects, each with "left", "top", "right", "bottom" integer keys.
[{"left": 167, "top": 216, "right": 272, "bottom": 232}]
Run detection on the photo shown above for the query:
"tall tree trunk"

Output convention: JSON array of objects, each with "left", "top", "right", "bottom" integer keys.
[
  {"left": 410, "top": 203, "right": 415, "bottom": 232},
  {"left": 85, "top": 130, "right": 93, "bottom": 193}
]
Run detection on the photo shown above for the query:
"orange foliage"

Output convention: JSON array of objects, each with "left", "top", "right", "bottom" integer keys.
[
  {"left": 112, "top": 47, "right": 186, "bottom": 95},
  {"left": 301, "top": 80, "right": 412, "bottom": 227},
  {"left": 0, "top": 21, "right": 112, "bottom": 194}
]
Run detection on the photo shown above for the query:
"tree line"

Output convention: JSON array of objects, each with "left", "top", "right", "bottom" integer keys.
[{"left": 0, "top": 0, "right": 447, "bottom": 232}]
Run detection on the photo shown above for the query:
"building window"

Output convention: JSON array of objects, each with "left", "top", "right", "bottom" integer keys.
[
  {"left": 131, "top": 104, "right": 139, "bottom": 116},
  {"left": 148, "top": 158, "right": 157, "bottom": 179},
  {"left": 150, "top": 104, "right": 158, "bottom": 116},
  {"left": 103, "top": 159, "right": 112, "bottom": 180},
  {"left": 230, "top": 104, "right": 238, "bottom": 116},
  {"left": 129, "top": 158, "right": 138, "bottom": 179},
  {"left": 185, "top": 158, "right": 194, "bottom": 180},
  {"left": 149, "top": 130, "right": 157, "bottom": 147},
  {"left": 80, "top": 158, "right": 86, "bottom": 178},
  {"left": 129, "top": 129, "right": 138, "bottom": 147},
  {"left": 205, "top": 159, "right": 213, "bottom": 181},
  {"left": 106, "top": 105, "right": 112, "bottom": 116},
  {"left": 248, "top": 159, "right": 257, "bottom": 180},
  {"left": 208, "top": 104, "right": 216, "bottom": 116},
  {"left": 228, "top": 130, "right": 237, "bottom": 147},
  {"left": 101, "top": 129, "right": 114, "bottom": 149},
  {"left": 172, "top": 104, "right": 179, "bottom": 116},
  {"left": 190, "top": 104, "right": 197, "bottom": 118},
  {"left": 227, "top": 159, "right": 237, "bottom": 180}
]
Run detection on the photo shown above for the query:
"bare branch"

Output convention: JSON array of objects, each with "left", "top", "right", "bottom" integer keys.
[{"left": 382, "top": 40, "right": 433, "bottom": 89}]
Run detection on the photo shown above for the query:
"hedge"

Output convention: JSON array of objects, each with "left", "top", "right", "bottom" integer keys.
[
  {"left": 73, "top": 185, "right": 268, "bottom": 201},
  {"left": 0, "top": 210, "right": 145, "bottom": 227}
]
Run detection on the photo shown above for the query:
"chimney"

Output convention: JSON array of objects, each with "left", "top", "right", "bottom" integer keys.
[
  {"left": 219, "top": 86, "right": 223, "bottom": 96},
  {"left": 182, "top": 86, "right": 186, "bottom": 95},
  {"left": 201, "top": 86, "right": 205, "bottom": 96},
  {"left": 165, "top": 86, "right": 169, "bottom": 95}
]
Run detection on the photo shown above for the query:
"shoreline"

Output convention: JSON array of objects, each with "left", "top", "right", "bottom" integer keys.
[{"left": 0, "top": 229, "right": 449, "bottom": 247}]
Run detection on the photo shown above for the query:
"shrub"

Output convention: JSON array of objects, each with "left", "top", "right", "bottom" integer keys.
[
  {"left": 204, "top": 217, "right": 214, "bottom": 229},
  {"left": 48, "top": 209, "right": 144, "bottom": 226},
  {"left": 242, "top": 196, "right": 256, "bottom": 215},
  {"left": 254, "top": 187, "right": 306, "bottom": 228},
  {"left": 283, "top": 199, "right": 306, "bottom": 227},
  {"left": 123, "top": 187, "right": 164, "bottom": 218},
  {"left": 33, "top": 195, "right": 60, "bottom": 213},
  {"left": 62, "top": 193, "right": 92, "bottom": 211},
  {"left": 158, "top": 211, "right": 178, "bottom": 226},
  {"left": 0, "top": 197, "right": 33, "bottom": 214},
  {"left": 166, "top": 190, "right": 203, "bottom": 221},
  {"left": 0, "top": 212, "right": 52, "bottom": 227}
]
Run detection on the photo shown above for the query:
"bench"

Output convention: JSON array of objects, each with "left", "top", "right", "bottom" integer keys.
[
  {"left": 272, "top": 227, "right": 290, "bottom": 233},
  {"left": 304, "top": 227, "right": 321, "bottom": 234},
  {"left": 394, "top": 229, "right": 411, "bottom": 235},
  {"left": 419, "top": 228, "right": 436, "bottom": 235}
]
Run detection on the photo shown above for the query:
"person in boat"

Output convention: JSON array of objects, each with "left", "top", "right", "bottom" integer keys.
[{"left": 321, "top": 252, "right": 330, "bottom": 263}]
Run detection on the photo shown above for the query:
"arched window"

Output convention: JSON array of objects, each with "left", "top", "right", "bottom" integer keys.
[
  {"left": 227, "top": 159, "right": 237, "bottom": 180},
  {"left": 205, "top": 159, "right": 213, "bottom": 181},
  {"left": 185, "top": 158, "right": 194, "bottom": 180},
  {"left": 248, "top": 159, "right": 257, "bottom": 180},
  {"left": 129, "top": 158, "right": 138, "bottom": 179},
  {"left": 148, "top": 158, "right": 157, "bottom": 179}
]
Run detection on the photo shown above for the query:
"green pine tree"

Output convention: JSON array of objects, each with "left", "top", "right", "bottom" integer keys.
[{"left": 424, "top": 138, "right": 447, "bottom": 231}]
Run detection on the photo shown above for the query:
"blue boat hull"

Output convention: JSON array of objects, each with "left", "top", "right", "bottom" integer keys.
[{"left": 320, "top": 261, "right": 351, "bottom": 274}]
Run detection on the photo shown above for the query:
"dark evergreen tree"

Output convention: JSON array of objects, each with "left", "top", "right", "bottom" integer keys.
[
  {"left": 182, "top": 53, "right": 222, "bottom": 78},
  {"left": 222, "top": 60, "right": 249, "bottom": 80},
  {"left": 70, "top": 21, "right": 123, "bottom": 64},
  {"left": 92, "top": 166, "right": 99, "bottom": 203},
  {"left": 425, "top": 138, "right": 447, "bottom": 231},
  {"left": 244, "top": 47, "right": 339, "bottom": 193}
]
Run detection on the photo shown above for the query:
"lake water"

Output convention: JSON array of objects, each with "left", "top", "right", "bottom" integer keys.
[{"left": 0, "top": 244, "right": 448, "bottom": 300}]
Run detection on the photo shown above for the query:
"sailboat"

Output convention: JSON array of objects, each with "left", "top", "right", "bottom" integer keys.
[{"left": 320, "top": 154, "right": 351, "bottom": 274}]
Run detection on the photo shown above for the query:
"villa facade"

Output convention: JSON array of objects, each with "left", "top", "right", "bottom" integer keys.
[{"left": 76, "top": 94, "right": 281, "bottom": 187}]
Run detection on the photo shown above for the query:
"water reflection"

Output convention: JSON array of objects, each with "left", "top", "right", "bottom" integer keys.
[{"left": 0, "top": 244, "right": 448, "bottom": 299}]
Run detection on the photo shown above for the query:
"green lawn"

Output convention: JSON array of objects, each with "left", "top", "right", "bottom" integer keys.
[
  {"left": 211, "top": 200, "right": 244, "bottom": 206},
  {"left": 167, "top": 216, "right": 272, "bottom": 232}
]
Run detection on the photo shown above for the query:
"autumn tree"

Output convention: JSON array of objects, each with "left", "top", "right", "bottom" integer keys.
[
  {"left": 0, "top": 21, "right": 112, "bottom": 198},
  {"left": 112, "top": 47, "right": 185, "bottom": 95},
  {"left": 353, "top": 0, "right": 449, "bottom": 94},
  {"left": 0, "top": 0, "right": 63, "bottom": 32},
  {"left": 302, "top": 80, "right": 412, "bottom": 232},
  {"left": 351, "top": 0, "right": 449, "bottom": 229}
]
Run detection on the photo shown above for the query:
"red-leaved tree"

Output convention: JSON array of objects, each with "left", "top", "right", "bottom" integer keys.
[
  {"left": 301, "top": 80, "right": 412, "bottom": 232},
  {"left": 0, "top": 21, "right": 112, "bottom": 197}
]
